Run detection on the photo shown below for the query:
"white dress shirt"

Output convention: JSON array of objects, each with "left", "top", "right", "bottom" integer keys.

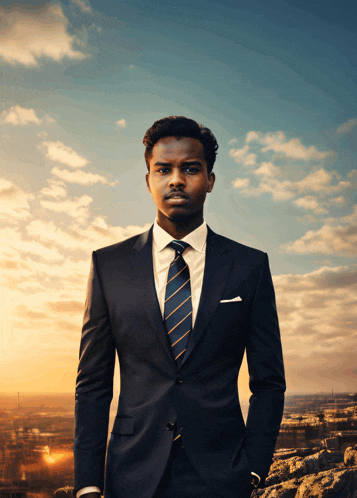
[
  {"left": 152, "top": 219, "right": 207, "bottom": 326},
  {"left": 77, "top": 221, "right": 259, "bottom": 497}
]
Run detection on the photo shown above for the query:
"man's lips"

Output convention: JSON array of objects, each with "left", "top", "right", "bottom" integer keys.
[{"left": 166, "top": 191, "right": 189, "bottom": 199}]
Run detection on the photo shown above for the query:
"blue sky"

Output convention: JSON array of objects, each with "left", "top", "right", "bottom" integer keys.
[{"left": 0, "top": 0, "right": 356, "bottom": 395}]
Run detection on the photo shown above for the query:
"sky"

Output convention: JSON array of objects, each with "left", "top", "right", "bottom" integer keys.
[{"left": 0, "top": 0, "right": 356, "bottom": 398}]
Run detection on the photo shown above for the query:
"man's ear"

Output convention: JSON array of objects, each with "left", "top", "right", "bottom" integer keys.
[
  {"left": 207, "top": 172, "right": 215, "bottom": 193},
  {"left": 145, "top": 173, "right": 151, "bottom": 193}
]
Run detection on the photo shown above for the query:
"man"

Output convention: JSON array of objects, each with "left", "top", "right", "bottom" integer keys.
[{"left": 74, "top": 116, "right": 286, "bottom": 498}]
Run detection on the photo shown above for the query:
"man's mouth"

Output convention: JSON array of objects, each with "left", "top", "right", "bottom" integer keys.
[{"left": 166, "top": 192, "right": 188, "bottom": 199}]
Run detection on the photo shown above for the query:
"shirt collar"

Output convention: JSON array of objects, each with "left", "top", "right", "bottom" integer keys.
[{"left": 153, "top": 220, "right": 207, "bottom": 254}]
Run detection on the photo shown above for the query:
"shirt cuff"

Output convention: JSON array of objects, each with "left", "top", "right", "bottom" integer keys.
[
  {"left": 250, "top": 472, "right": 261, "bottom": 487},
  {"left": 76, "top": 486, "right": 101, "bottom": 498}
]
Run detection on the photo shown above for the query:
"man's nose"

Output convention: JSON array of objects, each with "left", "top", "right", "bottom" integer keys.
[{"left": 169, "top": 169, "right": 185, "bottom": 187}]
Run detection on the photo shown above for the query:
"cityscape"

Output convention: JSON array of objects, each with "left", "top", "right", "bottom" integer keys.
[{"left": 1, "top": 391, "right": 356, "bottom": 498}]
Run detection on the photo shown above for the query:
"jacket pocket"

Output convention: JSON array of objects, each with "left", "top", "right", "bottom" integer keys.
[{"left": 111, "top": 416, "right": 135, "bottom": 435}]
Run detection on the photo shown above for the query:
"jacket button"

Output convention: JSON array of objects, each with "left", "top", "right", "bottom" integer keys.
[
  {"left": 166, "top": 422, "right": 175, "bottom": 431},
  {"left": 175, "top": 379, "right": 184, "bottom": 385}
]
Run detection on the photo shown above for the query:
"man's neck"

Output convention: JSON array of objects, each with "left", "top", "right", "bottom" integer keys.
[{"left": 156, "top": 214, "right": 204, "bottom": 240}]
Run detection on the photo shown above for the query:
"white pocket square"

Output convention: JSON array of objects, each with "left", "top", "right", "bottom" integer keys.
[{"left": 220, "top": 296, "right": 242, "bottom": 303}]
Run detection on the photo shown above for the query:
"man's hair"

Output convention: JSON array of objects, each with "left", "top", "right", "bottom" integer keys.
[{"left": 143, "top": 116, "right": 218, "bottom": 173}]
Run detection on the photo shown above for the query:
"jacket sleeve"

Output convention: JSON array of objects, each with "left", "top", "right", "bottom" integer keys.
[
  {"left": 74, "top": 251, "right": 116, "bottom": 493},
  {"left": 244, "top": 253, "right": 286, "bottom": 484}
]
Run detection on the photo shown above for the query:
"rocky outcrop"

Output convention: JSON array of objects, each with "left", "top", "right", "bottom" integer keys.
[
  {"left": 53, "top": 486, "right": 74, "bottom": 498},
  {"left": 253, "top": 467, "right": 357, "bottom": 498},
  {"left": 265, "top": 450, "right": 344, "bottom": 487},
  {"left": 252, "top": 448, "right": 357, "bottom": 498},
  {"left": 344, "top": 447, "right": 357, "bottom": 467}
]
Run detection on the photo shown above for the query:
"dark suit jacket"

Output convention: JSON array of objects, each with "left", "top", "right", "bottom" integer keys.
[{"left": 74, "top": 226, "right": 285, "bottom": 498}]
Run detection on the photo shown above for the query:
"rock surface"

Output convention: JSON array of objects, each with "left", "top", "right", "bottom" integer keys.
[
  {"left": 344, "top": 447, "right": 357, "bottom": 467},
  {"left": 53, "top": 487, "right": 74, "bottom": 498},
  {"left": 266, "top": 450, "right": 344, "bottom": 487},
  {"left": 251, "top": 448, "right": 357, "bottom": 498}
]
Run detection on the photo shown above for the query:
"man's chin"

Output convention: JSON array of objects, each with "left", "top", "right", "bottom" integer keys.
[{"left": 166, "top": 210, "right": 193, "bottom": 222}]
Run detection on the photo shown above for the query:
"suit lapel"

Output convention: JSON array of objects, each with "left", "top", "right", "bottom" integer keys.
[
  {"left": 180, "top": 227, "right": 233, "bottom": 368},
  {"left": 133, "top": 227, "right": 176, "bottom": 367}
]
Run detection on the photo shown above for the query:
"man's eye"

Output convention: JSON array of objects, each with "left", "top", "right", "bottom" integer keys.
[
  {"left": 185, "top": 167, "right": 198, "bottom": 173},
  {"left": 158, "top": 168, "right": 169, "bottom": 173}
]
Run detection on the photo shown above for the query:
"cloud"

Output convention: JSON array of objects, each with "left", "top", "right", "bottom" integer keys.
[
  {"left": 0, "top": 4, "right": 86, "bottom": 66},
  {"left": 292, "top": 195, "right": 328, "bottom": 214},
  {"left": 0, "top": 178, "right": 33, "bottom": 222},
  {"left": 337, "top": 118, "right": 357, "bottom": 134},
  {"left": 232, "top": 178, "right": 250, "bottom": 189},
  {"left": 253, "top": 162, "right": 280, "bottom": 177},
  {"left": 294, "top": 169, "right": 350, "bottom": 194},
  {"left": 0, "top": 106, "right": 41, "bottom": 125},
  {"left": 51, "top": 167, "right": 117, "bottom": 186},
  {"left": 229, "top": 145, "right": 256, "bottom": 166},
  {"left": 282, "top": 223, "right": 357, "bottom": 257},
  {"left": 232, "top": 167, "right": 352, "bottom": 208},
  {"left": 247, "top": 131, "right": 332, "bottom": 161},
  {"left": 45, "top": 115, "right": 56, "bottom": 124},
  {"left": 26, "top": 217, "right": 151, "bottom": 253},
  {"left": 40, "top": 194, "right": 93, "bottom": 224},
  {"left": 274, "top": 265, "right": 357, "bottom": 365},
  {"left": 0, "top": 163, "right": 150, "bottom": 392},
  {"left": 116, "top": 119, "right": 126, "bottom": 128},
  {"left": 0, "top": 226, "right": 64, "bottom": 262},
  {"left": 40, "top": 180, "right": 67, "bottom": 199},
  {"left": 329, "top": 196, "right": 346, "bottom": 206},
  {"left": 232, "top": 176, "right": 295, "bottom": 201},
  {"left": 71, "top": 0, "right": 93, "bottom": 13},
  {"left": 42, "top": 141, "right": 89, "bottom": 168}
]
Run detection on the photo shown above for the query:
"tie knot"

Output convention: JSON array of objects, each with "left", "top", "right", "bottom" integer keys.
[{"left": 169, "top": 240, "right": 190, "bottom": 255}]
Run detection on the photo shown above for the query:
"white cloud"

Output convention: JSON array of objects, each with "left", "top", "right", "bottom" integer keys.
[
  {"left": 282, "top": 224, "right": 357, "bottom": 257},
  {"left": 40, "top": 194, "right": 93, "bottom": 224},
  {"left": 294, "top": 169, "right": 350, "bottom": 194},
  {"left": 231, "top": 178, "right": 250, "bottom": 189},
  {"left": 337, "top": 118, "right": 357, "bottom": 134},
  {"left": 0, "top": 4, "right": 86, "bottom": 66},
  {"left": 42, "top": 141, "right": 88, "bottom": 168},
  {"left": 329, "top": 196, "right": 346, "bottom": 206},
  {"left": 0, "top": 178, "right": 33, "bottom": 221},
  {"left": 232, "top": 167, "right": 352, "bottom": 210},
  {"left": 229, "top": 145, "right": 256, "bottom": 166},
  {"left": 0, "top": 106, "right": 41, "bottom": 126},
  {"left": 232, "top": 176, "right": 295, "bottom": 201},
  {"left": 292, "top": 196, "right": 328, "bottom": 214},
  {"left": 253, "top": 161, "right": 280, "bottom": 177},
  {"left": 51, "top": 167, "right": 117, "bottom": 186},
  {"left": 71, "top": 0, "right": 93, "bottom": 13},
  {"left": 247, "top": 131, "right": 332, "bottom": 161},
  {"left": 274, "top": 265, "right": 357, "bottom": 370},
  {"left": 40, "top": 180, "right": 67, "bottom": 199},
  {"left": 116, "top": 119, "right": 126, "bottom": 128},
  {"left": 0, "top": 226, "right": 64, "bottom": 262}
]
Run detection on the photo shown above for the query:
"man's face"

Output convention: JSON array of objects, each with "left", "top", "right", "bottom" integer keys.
[{"left": 146, "top": 136, "right": 215, "bottom": 224}]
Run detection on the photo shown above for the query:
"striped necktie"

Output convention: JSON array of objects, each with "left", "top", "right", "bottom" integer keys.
[{"left": 164, "top": 240, "right": 192, "bottom": 366}]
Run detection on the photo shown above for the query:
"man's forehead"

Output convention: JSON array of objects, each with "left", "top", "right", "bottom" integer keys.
[{"left": 152, "top": 136, "right": 205, "bottom": 159}]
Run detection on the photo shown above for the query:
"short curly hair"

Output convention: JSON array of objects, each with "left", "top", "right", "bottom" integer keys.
[{"left": 143, "top": 116, "right": 218, "bottom": 173}]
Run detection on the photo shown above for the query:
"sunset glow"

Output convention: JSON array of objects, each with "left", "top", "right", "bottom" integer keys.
[{"left": 1, "top": 0, "right": 356, "bottom": 396}]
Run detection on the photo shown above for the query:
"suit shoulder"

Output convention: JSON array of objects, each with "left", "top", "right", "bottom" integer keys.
[
  {"left": 213, "top": 232, "right": 267, "bottom": 264},
  {"left": 93, "top": 231, "right": 145, "bottom": 260}
]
